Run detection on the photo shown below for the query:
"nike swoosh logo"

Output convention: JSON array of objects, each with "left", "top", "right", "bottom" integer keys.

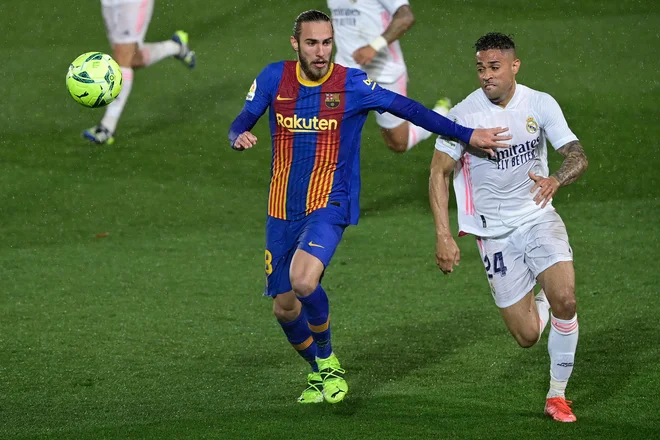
[
  {"left": 308, "top": 241, "right": 324, "bottom": 248},
  {"left": 276, "top": 94, "right": 294, "bottom": 101}
]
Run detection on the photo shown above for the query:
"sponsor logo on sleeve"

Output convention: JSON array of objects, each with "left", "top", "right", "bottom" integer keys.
[
  {"left": 362, "top": 77, "right": 377, "bottom": 90},
  {"left": 246, "top": 79, "right": 257, "bottom": 101}
]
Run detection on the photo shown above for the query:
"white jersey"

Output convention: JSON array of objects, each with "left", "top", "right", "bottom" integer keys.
[
  {"left": 101, "top": 0, "right": 143, "bottom": 6},
  {"left": 435, "top": 84, "right": 578, "bottom": 238},
  {"left": 327, "top": 0, "right": 408, "bottom": 83}
]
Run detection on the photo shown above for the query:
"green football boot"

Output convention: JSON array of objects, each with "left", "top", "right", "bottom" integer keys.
[
  {"left": 171, "top": 30, "right": 196, "bottom": 68},
  {"left": 82, "top": 124, "right": 114, "bottom": 145},
  {"left": 317, "top": 354, "right": 347, "bottom": 404},
  {"left": 297, "top": 372, "right": 324, "bottom": 404},
  {"left": 433, "top": 97, "right": 452, "bottom": 117}
]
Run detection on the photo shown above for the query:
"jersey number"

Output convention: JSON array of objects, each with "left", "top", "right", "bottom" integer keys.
[
  {"left": 265, "top": 250, "right": 273, "bottom": 275},
  {"left": 483, "top": 252, "right": 507, "bottom": 279}
]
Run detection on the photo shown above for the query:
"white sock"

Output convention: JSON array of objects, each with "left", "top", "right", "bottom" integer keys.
[
  {"left": 141, "top": 41, "right": 180, "bottom": 67},
  {"left": 535, "top": 289, "right": 551, "bottom": 341},
  {"left": 547, "top": 313, "right": 579, "bottom": 398},
  {"left": 101, "top": 67, "right": 134, "bottom": 134},
  {"left": 406, "top": 123, "right": 432, "bottom": 151}
]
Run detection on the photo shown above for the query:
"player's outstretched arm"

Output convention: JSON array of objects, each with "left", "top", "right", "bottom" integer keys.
[
  {"left": 384, "top": 94, "right": 511, "bottom": 154},
  {"left": 529, "top": 140, "right": 588, "bottom": 207},
  {"left": 429, "top": 150, "right": 460, "bottom": 274},
  {"left": 352, "top": 5, "right": 415, "bottom": 65}
]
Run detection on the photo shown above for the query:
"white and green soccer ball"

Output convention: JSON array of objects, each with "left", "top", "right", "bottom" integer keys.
[{"left": 66, "top": 52, "right": 123, "bottom": 108}]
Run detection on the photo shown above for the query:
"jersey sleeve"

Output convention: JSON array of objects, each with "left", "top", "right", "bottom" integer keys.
[
  {"left": 242, "top": 62, "right": 281, "bottom": 117},
  {"left": 434, "top": 109, "right": 466, "bottom": 161},
  {"left": 378, "top": 0, "right": 410, "bottom": 15},
  {"left": 228, "top": 62, "right": 282, "bottom": 148},
  {"left": 536, "top": 92, "right": 578, "bottom": 150},
  {"left": 349, "top": 69, "right": 397, "bottom": 113}
]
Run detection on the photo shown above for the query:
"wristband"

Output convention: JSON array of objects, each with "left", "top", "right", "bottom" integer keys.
[{"left": 369, "top": 36, "right": 388, "bottom": 52}]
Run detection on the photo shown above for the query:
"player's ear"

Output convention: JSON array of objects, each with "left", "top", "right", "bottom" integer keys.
[
  {"left": 290, "top": 36, "right": 298, "bottom": 52},
  {"left": 512, "top": 58, "right": 521, "bottom": 74}
]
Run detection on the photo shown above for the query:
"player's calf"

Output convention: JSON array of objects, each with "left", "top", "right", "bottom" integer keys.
[
  {"left": 500, "top": 291, "right": 543, "bottom": 348},
  {"left": 272, "top": 291, "right": 300, "bottom": 322}
]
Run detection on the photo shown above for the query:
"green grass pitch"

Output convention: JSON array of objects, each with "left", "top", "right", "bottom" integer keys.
[{"left": 1, "top": 0, "right": 659, "bottom": 438}]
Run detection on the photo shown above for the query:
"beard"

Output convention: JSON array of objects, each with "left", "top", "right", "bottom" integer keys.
[{"left": 298, "top": 50, "right": 329, "bottom": 81}]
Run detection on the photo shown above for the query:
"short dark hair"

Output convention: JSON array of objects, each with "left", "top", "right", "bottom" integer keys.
[
  {"left": 293, "top": 10, "right": 332, "bottom": 42},
  {"left": 474, "top": 33, "right": 516, "bottom": 52}
]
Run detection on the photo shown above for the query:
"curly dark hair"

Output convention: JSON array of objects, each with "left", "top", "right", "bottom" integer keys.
[
  {"left": 474, "top": 33, "right": 516, "bottom": 52},
  {"left": 293, "top": 10, "right": 332, "bottom": 42}
]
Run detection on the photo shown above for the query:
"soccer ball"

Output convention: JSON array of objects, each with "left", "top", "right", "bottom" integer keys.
[{"left": 66, "top": 52, "right": 123, "bottom": 108}]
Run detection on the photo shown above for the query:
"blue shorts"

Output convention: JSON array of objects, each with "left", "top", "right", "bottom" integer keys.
[{"left": 264, "top": 204, "right": 349, "bottom": 297}]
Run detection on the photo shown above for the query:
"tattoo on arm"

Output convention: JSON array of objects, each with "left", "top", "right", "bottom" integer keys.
[
  {"left": 552, "top": 140, "right": 588, "bottom": 186},
  {"left": 382, "top": 6, "right": 415, "bottom": 44}
]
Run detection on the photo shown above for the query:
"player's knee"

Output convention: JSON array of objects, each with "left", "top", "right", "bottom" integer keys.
[
  {"left": 290, "top": 277, "right": 317, "bottom": 297},
  {"left": 552, "top": 294, "right": 577, "bottom": 320}
]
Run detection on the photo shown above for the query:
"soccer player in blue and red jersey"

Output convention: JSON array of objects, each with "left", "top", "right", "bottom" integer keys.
[{"left": 228, "top": 10, "right": 510, "bottom": 404}]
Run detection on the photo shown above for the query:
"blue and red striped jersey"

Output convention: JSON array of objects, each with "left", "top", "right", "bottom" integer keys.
[{"left": 241, "top": 61, "right": 396, "bottom": 225}]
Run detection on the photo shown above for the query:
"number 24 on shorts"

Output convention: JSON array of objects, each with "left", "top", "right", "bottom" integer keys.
[{"left": 484, "top": 252, "right": 508, "bottom": 279}]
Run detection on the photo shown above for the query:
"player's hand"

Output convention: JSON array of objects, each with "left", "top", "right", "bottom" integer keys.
[
  {"left": 468, "top": 127, "right": 512, "bottom": 157},
  {"left": 233, "top": 131, "right": 258, "bottom": 151},
  {"left": 352, "top": 45, "right": 377, "bottom": 66},
  {"left": 529, "top": 171, "right": 560, "bottom": 208},
  {"left": 435, "top": 234, "right": 460, "bottom": 275}
]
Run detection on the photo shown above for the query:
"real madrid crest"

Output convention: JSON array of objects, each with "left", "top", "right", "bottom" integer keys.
[
  {"left": 526, "top": 116, "right": 538, "bottom": 134},
  {"left": 325, "top": 93, "right": 341, "bottom": 109}
]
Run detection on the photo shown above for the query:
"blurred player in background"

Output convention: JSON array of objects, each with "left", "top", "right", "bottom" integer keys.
[
  {"left": 229, "top": 11, "right": 509, "bottom": 405},
  {"left": 430, "top": 33, "right": 588, "bottom": 422},
  {"left": 83, "top": 0, "right": 196, "bottom": 145},
  {"left": 328, "top": 0, "right": 451, "bottom": 153}
]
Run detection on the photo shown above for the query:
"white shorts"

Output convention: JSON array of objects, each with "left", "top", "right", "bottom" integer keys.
[
  {"left": 102, "top": 0, "right": 154, "bottom": 46},
  {"left": 475, "top": 210, "right": 573, "bottom": 309},
  {"left": 375, "top": 74, "right": 408, "bottom": 129}
]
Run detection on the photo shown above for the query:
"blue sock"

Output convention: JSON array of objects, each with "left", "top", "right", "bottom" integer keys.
[
  {"left": 298, "top": 285, "right": 332, "bottom": 359},
  {"left": 278, "top": 309, "right": 318, "bottom": 372}
]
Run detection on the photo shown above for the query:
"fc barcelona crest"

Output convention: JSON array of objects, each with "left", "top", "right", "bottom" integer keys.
[{"left": 325, "top": 93, "right": 340, "bottom": 108}]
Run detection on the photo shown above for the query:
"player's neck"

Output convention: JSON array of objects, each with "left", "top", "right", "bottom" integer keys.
[{"left": 492, "top": 82, "right": 517, "bottom": 108}]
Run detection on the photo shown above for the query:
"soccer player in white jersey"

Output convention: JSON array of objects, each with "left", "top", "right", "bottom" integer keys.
[
  {"left": 429, "top": 33, "right": 588, "bottom": 422},
  {"left": 83, "top": 0, "right": 196, "bottom": 145},
  {"left": 327, "top": 0, "right": 450, "bottom": 153}
]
